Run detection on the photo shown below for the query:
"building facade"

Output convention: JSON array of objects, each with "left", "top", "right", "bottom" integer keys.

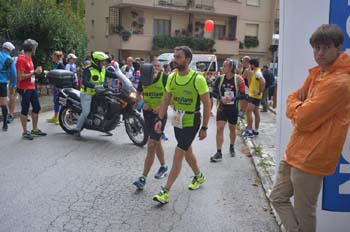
[{"left": 85, "top": 0, "right": 279, "bottom": 65}]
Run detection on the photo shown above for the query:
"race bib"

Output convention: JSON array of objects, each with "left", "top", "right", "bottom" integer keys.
[
  {"left": 31, "top": 76, "right": 35, "bottom": 83},
  {"left": 172, "top": 109, "right": 185, "bottom": 129},
  {"left": 224, "top": 90, "right": 234, "bottom": 105}
]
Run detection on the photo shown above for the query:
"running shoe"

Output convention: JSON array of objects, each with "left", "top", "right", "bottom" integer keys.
[
  {"left": 31, "top": 129, "right": 47, "bottom": 137},
  {"left": 252, "top": 130, "right": 259, "bottom": 136},
  {"left": 133, "top": 176, "right": 146, "bottom": 190},
  {"left": 47, "top": 117, "right": 59, "bottom": 125},
  {"left": 242, "top": 130, "right": 254, "bottom": 138},
  {"left": 210, "top": 152, "right": 222, "bottom": 162},
  {"left": 153, "top": 187, "right": 169, "bottom": 204},
  {"left": 188, "top": 173, "right": 205, "bottom": 190},
  {"left": 154, "top": 165, "right": 168, "bottom": 179},
  {"left": 6, "top": 115, "right": 14, "bottom": 124},
  {"left": 22, "top": 131, "right": 34, "bottom": 140},
  {"left": 2, "top": 124, "right": 8, "bottom": 131},
  {"left": 230, "top": 146, "right": 235, "bottom": 157}
]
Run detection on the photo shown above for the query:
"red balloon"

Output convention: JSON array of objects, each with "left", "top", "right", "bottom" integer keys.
[{"left": 204, "top": 20, "right": 214, "bottom": 33}]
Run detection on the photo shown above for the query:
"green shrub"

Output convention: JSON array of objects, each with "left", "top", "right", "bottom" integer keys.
[{"left": 153, "top": 35, "right": 215, "bottom": 52}]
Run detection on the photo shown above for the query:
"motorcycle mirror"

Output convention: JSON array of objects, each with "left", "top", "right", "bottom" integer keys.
[{"left": 140, "top": 63, "right": 154, "bottom": 86}]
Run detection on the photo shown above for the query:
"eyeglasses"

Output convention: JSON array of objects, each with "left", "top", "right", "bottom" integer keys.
[{"left": 173, "top": 55, "right": 185, "bottom": 59}]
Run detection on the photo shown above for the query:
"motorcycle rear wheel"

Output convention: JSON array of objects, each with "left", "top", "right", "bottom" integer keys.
[{"left": 124, "top": 111, "right": 148, "bottom": 147}]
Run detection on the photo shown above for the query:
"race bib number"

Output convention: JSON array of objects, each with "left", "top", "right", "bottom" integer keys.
[
  {"left": 172, "top": 109, "right": 185, "bottom": 129},
  {"left": 224, "top": 90, "right": 234, "bottom": 105}
]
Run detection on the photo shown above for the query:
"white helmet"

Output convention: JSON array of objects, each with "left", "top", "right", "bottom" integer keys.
[{"left": 2, "top": 42, "right": 15, "bottom": 52}]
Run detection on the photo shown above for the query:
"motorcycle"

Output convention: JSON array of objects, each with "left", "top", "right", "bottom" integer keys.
[{"left": 47, "top": 69, "right": 148, "bottom": 147}]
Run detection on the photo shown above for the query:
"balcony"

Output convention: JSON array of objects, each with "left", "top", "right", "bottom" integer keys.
[
  {"left": 109, "top": 34, "right": 153, "bottom": 51},
  {"left": 155, "top": 0, "right": 214, "bottom": 11},
  {"left": 213, "top": 0, "right": 241, "bottom": 16}
]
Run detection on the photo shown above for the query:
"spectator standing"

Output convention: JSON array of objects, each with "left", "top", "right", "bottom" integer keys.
[
  {"left": 47, "top": 51, "right": 65, "bottom": 125},
  {"left": 0, "top": 42, "right": 17, "bottom": 131},
  {"left": 16, "top": 39, "right": 46, "bottom": 140},
  {"left": 269, "top": 24, "right": 350, "bottom": 232},
  {"left": 261, "top": 65, "right": 274, "bottom": 112},
  {"left": 65, "top": 53, "right": 79, "bottom": 88}
]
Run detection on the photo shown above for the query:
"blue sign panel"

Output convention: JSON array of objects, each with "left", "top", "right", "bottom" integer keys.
[
  {"left": 323, "top": 155, "right": 350, "bottom": 211},
  {"left": 329, "top": 0, "right": 350, "bottom": 50},
  {"left": 322, "top": 0, "right": 350, "bottom": 212}
]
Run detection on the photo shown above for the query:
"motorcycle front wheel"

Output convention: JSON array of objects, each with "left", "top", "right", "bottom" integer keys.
[
  {"left": 124, "top": 111, "right": 148, "bottom": 147},
  {"left": 59, "top": 106, "right": 81, "bottom": 134}
]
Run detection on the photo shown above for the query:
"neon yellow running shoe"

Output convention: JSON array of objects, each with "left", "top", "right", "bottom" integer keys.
[
  {"left": 188, "top": 173, "right": 205, "bottom": 190},
  {"left": 47, "top": 117, "right": 59, "bottom": 125},
  {"left": 153, "top": 187, "right": 169, "bottom": 204}
]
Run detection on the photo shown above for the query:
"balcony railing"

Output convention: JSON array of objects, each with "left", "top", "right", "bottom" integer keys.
[{"left": 155, "top": 0, "right": 214, "bottom": 10}]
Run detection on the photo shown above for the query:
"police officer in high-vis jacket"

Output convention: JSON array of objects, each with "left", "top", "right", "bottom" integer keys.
[{"left": 74, "top": 51, "right": 117, "bottom": 137}]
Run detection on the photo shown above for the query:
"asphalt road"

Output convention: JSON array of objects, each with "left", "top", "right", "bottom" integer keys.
[{"left": 0, "top": 110, "right": 280, "bottom": 232}]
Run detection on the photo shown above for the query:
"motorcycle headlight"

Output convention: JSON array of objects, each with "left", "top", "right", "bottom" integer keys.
[{"left": 129, "top": 92, "right": 136, "bottom": 99}]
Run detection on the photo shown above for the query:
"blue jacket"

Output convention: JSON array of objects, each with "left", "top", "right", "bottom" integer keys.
[{"left": 0, "top": 50, "right": 16, "bottom": 87}]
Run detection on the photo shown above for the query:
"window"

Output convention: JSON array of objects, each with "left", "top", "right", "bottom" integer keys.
[
  {"left": 245, "top": 23, "right": 259, "bottom": 38},
  {"left": 228, "top": 16, "right": 237, "bottom": 40},
  {"left": 153, "top": 19, "right": 171, "bottom": 36},
  {"left": 214, "top": 25, "right": 226, "bottom": 40},
  {"left": 246, "top": 0, "right": 260, "bottom": 6},
  {"left": 109, "top": 7, "right": 120, "bottom": 34}
]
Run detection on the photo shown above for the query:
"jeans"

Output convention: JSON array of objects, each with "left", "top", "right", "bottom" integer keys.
[{"left": 76, "top": 92, "right": 92, "bottom": 131}]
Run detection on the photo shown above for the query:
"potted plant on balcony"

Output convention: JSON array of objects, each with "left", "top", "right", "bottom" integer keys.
[
  {"left": 186, "top": 0, "right": 194, "bottom": 8},
  {"left": 121, "top": 30, "right": 132, "bottom": 41}
]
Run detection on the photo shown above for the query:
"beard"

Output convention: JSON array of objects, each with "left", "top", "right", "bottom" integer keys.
[{"left": 173, "top": 62, "right": 186, "bottom": 71}]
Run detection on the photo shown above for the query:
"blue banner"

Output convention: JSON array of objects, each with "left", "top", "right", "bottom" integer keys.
[{"left": 322, "top": 0, "right": 350, "bottom": 212}]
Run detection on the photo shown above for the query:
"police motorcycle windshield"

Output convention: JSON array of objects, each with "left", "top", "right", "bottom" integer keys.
[
  {"left": 115, "top": 68, "right": 136, "bottom": 93},
  {"left": 140, "top": 63, "right": 154, "bottom": 86}
]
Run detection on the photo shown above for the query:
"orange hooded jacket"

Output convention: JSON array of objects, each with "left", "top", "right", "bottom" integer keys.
[{"left": 284, "top": 52, "right": 350, "bottom": 176}]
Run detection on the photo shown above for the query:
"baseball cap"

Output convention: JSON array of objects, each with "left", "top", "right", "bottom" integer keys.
[
  {"left": 2, "top": 42, "right": 15, "bottom": 52},
  {"left": 67, "top": 53, "right": 78, "bottom": 59}
]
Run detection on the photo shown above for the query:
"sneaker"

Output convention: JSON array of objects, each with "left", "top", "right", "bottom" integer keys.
[
  {"left": 153, "top": 187, "right": 169, "bottom": 204},
  {"left": 155, "top": 165, "right": 168, "bottom": 179},
  {"left": 133, "top": 176, "right": 146, "bottom": 190},
  {"left": 242, "top": 130, "right": 254, "bottom": 138},
  {"left": 161, "top": 133, "right": 168, "bottom": 141},
  {"left": 188, "top": 173, "right": 205, "bottom": 190},
  {"left": 252, "top": 130, "right": 259, "bottom": 136},
  {"left": 230, "top": 146, "right": 236, "bottom": 157},
  {"left": 27, "top": 117, "right": 31, "bottom": 122},
  {"left": 31, "top": 129, "right": 47, "bottom": 137},
  {"left": 22, "top": 131, "right": 34, "bottom": 140},
  {"left": 47, "top": 117, "right": 59, "bottom": 125},
  {"left": 2, "top": 124, "right": 8, "bottom": 131},
  {"left": 6, "top": 115, "right": 14, "bottom": 124},
  {"left": 210, "top": 152, "right": 222, "bottom": 162}
]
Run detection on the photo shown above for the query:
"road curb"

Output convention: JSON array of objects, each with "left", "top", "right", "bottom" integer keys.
[{"left": 238, "top": 118, "right": 283, "bottom": 231}]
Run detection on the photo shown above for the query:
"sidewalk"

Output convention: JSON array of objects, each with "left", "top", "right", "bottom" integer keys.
[{"left": 238, "top": 108, "right": 281, "bottom": 227}]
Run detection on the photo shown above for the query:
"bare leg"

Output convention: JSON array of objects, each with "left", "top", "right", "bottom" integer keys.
[
  {"left": 142, "top": 138, "right": 158, "bottom": 177},
  {"left": 164, "top": 147, "right": 186, "bottom": 190}
]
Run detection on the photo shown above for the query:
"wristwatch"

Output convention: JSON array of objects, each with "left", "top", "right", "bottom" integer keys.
[{"left": 201, "top": 126, "right": 208, "bottom": 131}]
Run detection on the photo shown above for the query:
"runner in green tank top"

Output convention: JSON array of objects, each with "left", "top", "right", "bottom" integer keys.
[
  {"left": 133, "top": 59, "right": 169, "bottom": 190},
  {"left": 152, "top": 46, "right": 211, "bottom": 204}
]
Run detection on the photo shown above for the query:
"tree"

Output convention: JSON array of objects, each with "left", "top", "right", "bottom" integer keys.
[{"left": 3, "top": 0, "right": 87, "bottom": 69}]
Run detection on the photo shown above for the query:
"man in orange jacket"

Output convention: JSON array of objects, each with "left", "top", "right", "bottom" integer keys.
[{"left": 270, "top": 24, "right": 350, "bottom": 232}]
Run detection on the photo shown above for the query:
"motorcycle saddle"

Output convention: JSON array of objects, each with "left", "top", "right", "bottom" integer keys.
[{"left": 63, "top": 88, "right": 81, "bottom": 101}]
